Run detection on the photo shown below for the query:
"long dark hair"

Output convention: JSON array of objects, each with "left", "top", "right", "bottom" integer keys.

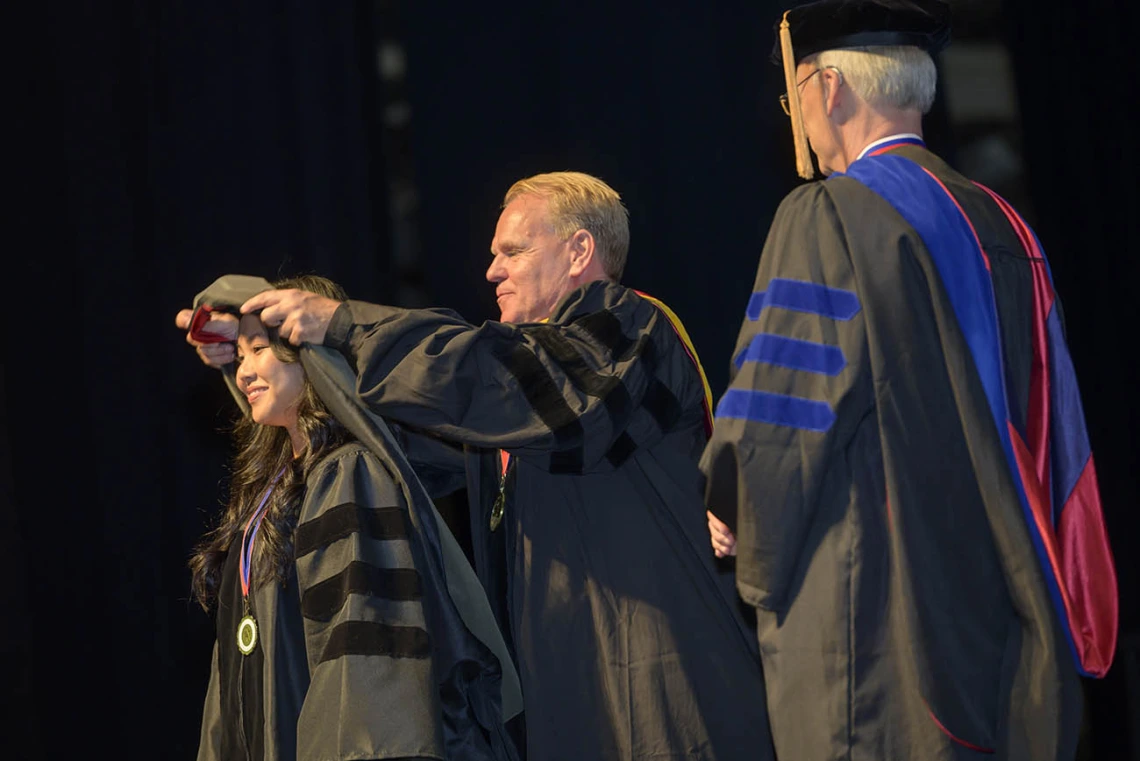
[{"left": 190, "top": 274, "right": 351, "bottom": 611}]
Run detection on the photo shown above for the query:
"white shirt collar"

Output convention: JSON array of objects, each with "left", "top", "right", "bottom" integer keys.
[{"left": 856, "top": 133, "right": 924, "bottom": 161}]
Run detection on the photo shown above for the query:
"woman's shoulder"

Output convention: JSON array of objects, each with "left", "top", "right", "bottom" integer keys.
[
  {"left": 309, "top": 441, "right": 376, "bottom": 475},
  {"left": 305, "top": 441, "right": 400, "bottom": 493},
  {"left": 321, "top": 440, "right": 373, "bottom": 460}
]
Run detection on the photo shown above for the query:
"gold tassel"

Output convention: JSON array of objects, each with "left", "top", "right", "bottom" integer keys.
[{"left": 779, "top": 11, "right": 814, "bottom": 180}]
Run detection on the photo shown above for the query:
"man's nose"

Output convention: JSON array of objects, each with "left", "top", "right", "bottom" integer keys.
[{"left": 486, "top": 254, "right": 505, "bottom": 283}]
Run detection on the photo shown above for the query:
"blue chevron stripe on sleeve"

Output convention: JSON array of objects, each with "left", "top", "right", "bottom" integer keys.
[
  {"left": 714, "top": 389, "right": 836, "bottom": 432},
  {"left": 747, "top": 278, "right": 861, "bottom": 322},
  {"left": 733, "top": 333, "right": 847, "bottom": 375}
]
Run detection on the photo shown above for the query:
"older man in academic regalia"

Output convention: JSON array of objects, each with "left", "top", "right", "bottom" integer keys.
[{"left": 700, "top": 2, "right": 1119, "bottom": 760}]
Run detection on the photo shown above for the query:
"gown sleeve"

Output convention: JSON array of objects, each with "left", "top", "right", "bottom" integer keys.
[
  {"left": 194, "top": 642, "right": 223, "bottom": 761},
  {"left": 700, "top": 183, "right": 872, "bottom": 612},
  {"left": 322, "top": 294, "right": 704, "bottom": 474},
  {"left": 294, "top": 445, "right": 444, "bottom": 761}
]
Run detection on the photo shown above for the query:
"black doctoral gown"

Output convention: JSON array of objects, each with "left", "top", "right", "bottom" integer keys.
[
  {"left": 702, "top": 143, "right": 1116, "bottom": 761},
  {"left": 322, "top": 280, "right": 775, "bottom": 761}
]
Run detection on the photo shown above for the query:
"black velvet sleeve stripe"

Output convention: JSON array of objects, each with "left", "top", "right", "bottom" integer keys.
[
  {"left": 642, "top": 378, "right": 684, "bottom": 433},
  {"left": 318, "top": 620, "right": 431, "bottom": 663},
  {"left": 618, "top": 337, "right": 681, "bottom": 433},
  {"left": 528, "top": 326, "right": 634, "bottom": 424},
  {"left": 571, "top": 311, "right": 641, "bottom": 361},
  {"left": 605, "top": 431, "right": 638, "bottom": 468},
  {"left": 294, "top": 503, "right": 408, "bottom": 559},
  {"left": 496, "top": 342, "right": 585, "bottom": 446},
  {"left": 301, "top": 561, "right": 423, "bottom": 622}
]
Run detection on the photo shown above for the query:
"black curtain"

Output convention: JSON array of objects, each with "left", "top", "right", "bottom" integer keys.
[
  {"left": 1002, "top": 0, "right": 1140, "bottom": 756},
  {"left": 10, "top": 2, "right": 390, "bottom": 756},
  {"left": 7, "top": 1, "right": 1137, "bottom": 758}
]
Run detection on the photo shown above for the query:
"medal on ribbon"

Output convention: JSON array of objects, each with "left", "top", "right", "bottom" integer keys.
[
  {"left": 236, "top": 614, "right": 258, "bottom": 655},
  {"left": 489, "top": 492, "right": 505, "bottom": 532},
  {"left": 490, "top": 452, "right": 513, "bottom": 531},
  {"left": 236, "top": 467, "right": 286, "bottom": 656}
]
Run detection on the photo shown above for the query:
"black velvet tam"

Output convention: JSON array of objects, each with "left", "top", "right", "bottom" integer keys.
[{"left": 771, "top": 0, "right": 951, "bottom": 65}]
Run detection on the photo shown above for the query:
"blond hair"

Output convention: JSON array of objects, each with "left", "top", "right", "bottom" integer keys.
[
  {"left": 504, "top": 171, "right": 630, "bottom": 281},
  {"left": 813, "top": 45, "right": 937, "bottom": 114}
]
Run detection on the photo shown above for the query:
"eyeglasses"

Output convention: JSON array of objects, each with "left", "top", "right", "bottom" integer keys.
[{"left": 779, "top": 66, "right": 840, "bottom": 115}]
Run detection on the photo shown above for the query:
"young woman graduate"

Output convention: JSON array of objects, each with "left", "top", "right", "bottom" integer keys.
[{"left": 187, "top": 274, "right": 522, "bottom": 761}]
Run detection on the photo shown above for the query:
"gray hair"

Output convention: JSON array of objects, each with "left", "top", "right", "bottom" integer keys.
[
  {"left": 811, "top": 45, "right": 937, "bottom": 114},
  {"left": 504, "top": 171, "right": 630, "bottom": 281}
]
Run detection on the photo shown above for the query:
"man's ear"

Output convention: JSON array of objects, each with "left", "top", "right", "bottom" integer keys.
[
  {"left": 823, "top": 68, "right": 845, "bottom": 119},
  {"left": 567, "top": 229, "right": 597, "bottom": 277}
]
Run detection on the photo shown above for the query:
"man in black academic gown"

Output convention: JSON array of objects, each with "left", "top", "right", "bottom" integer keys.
[
  {"left": 178, "top": 172, "right": 773, "bottom": 761},
  {"left": 701, "top": 2, "right": 1119, "bottom": 760}
]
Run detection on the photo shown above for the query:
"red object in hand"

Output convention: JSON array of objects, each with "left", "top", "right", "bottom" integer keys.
[{"left": 187, "top": 305, "right": 233, "bottom": 344}]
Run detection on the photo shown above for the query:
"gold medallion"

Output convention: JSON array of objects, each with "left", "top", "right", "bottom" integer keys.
[{"left": 237, "top": 614, "right": 259, "bottom": 655}]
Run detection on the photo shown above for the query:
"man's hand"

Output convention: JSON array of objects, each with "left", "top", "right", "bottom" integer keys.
[
  {"left": 175, "top": 309, "right": 239, "bottom": 367},
  {"left": 240, "top": 289, "right": 342, "bottom": 346},
  {"left": 707, "top": 510, "right": 737, "bottom": 558}
]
